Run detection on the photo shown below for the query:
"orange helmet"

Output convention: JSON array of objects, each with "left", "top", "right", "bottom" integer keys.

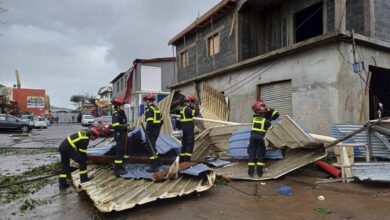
[
  {"left": 185, "top": 94, "right": 196, "bottom": 102},
  {"left": 90, "top": 127, "right": 100, "bottom": 137},
  {"left": 111, "top": 97, "right": 124, "bottom": 106},
  {"left": 143, "top": 93, "right": 155, "bottom": 101}
]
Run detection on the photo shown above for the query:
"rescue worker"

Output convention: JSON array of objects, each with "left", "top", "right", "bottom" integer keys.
[
  {"left": 258, "top": 100, "right": 280, "bottom": 121},
  {"left": 248, "top": 101, "right": 273, "bottom": 177},
  {"left": 112, "top": 97, "right": 128, "bottom": 177},
  {"left": 143, "top": 93, "right": 163, "bottom": 172},
  {"left": 179, "top": 94, "right": 197, "bottom": 163},
  {"left": 58, "top": 127, "right": 99, "bottom": 189}
]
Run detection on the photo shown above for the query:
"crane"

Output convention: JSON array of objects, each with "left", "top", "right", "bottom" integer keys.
[{"left": 15, "top": 70, "right": 21, "bottom": 88}]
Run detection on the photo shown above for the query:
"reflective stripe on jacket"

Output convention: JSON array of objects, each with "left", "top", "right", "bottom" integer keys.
[
  {"left": 67, "top": 131, "right": 90, "bottom": 152},
  {"left": 146, "top": 105, "right": 162, "bottom": 124},
  {"left": 180, "top": 106, "right": 195, "bottom": 122}
]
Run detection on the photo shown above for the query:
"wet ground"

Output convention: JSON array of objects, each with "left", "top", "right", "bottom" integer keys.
[{"left": 1, "top": 124, "right": 390, "bottom": 219}]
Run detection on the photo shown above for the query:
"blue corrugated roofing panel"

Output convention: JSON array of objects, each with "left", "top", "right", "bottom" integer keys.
[
  {"left": 180, "top": 164, "right": 210, "bottom": 176},
  {"left": 135, "top": 127, "right": 182, "bottom": 154},
  {"left": 87, "top": 143, "right": 115, "bottom": 156},
  {"left": 331, "top": 124, "right": 390, "bottom": 159},
  {"left": 121, "top": 164, "right": 170, "bottom": 180},
  {"left": 352, "top": 162, "right": 390, "bottom": 181},
  {"left": 227, "top": 126, "right": 283, "bottom": 159},
  {"left": 205, "top": 158, "right": 232, "bottom": 168}
]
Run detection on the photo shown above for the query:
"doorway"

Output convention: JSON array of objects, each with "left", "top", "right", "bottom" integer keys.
[{"left": 369, "top": 66, "right": 390, "bottom": 119}]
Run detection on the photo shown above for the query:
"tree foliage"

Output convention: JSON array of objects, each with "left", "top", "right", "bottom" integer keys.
[{"left": 70, "top": 93, "right": 97, "bottom": 110}]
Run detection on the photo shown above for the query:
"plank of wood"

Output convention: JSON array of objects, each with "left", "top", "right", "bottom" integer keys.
[{"left": 152, "top": 162, "right": 197, "bottom": 181}]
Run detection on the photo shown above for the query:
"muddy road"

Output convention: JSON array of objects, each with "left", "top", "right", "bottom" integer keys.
[{"left": 1, "top": 124, "right": 390, "bottom": 220}]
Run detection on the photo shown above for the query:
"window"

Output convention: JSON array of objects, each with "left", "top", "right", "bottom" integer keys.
[
  {"left": 121, "top": 78, "right": 124, "bottom": 90},
  {"left": 180, "top": 51, "right": 189, "bottom": 68},
  {"left": 116, "top": 81, "right": 119, "bottom": 92},
  {"left": 294, "top": 1, "right": 323, "bottom": 43},
  {"left": 0, "top": 115, "right": 5, "bottom": 121},
  {"left": 207, "top": 32, "right": 220, "bottom": 56},
  {"left": 7, "top": 116, "right": 18, "bottom": 122}
]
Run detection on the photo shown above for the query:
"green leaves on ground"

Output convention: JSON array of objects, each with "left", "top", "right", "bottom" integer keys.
[
  {"left": 314, "top": 207, "right": 332, "bottom": 214},
  {"left": 0, "top": 163, "right": 59, "bottom": 203}
]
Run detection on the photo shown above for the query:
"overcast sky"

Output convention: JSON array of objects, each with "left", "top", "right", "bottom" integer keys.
[{"left": 0, "top": 0, "right": 219, "bottom": 109}]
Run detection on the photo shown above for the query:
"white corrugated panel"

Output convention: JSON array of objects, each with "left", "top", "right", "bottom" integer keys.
[{"left": 259, "top": 80, "right": 292, "bottom": 117}]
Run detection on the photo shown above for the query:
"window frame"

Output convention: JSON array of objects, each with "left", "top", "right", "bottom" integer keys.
[
  {"left": 180, "top": 50, "right": 189, "bottom": 69},
  {"left": 207, "top": 32, "right": 220, "bottom": 57}
]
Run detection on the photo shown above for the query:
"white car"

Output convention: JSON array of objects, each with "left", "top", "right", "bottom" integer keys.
[
  {"left": 81, "top": 115, "right": 95, "bottom": 127},
  {"left": 33, "top": 116, "right": 48, "bottom": 129}
]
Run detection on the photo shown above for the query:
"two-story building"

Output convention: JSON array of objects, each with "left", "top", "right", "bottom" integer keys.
[
  {"left": 169, "top": 0, "right": 390, "bottom": 135},
  {"left": 111, "top": 57, "right": 176, "bottom": 122}
]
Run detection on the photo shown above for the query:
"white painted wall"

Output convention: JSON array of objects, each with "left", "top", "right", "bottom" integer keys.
[{"left": 141, "top": 66, "right": 162, "bottom": 92}]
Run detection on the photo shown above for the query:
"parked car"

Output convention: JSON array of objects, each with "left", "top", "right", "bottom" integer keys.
[
  {"left": 33, "top": 116, "right": 48, "bottom": 129},
  {"left": 20, "top": 115, "right": 35, "bottom": 126},
  {"left": 92, "top": 116, "right": 113, "bottom": 136},
  {"left": 0, "top": 114, "right": 32, "bottom": 132},
  {"left": 81, "top": 115, "right": 95, "bottom": 127}
]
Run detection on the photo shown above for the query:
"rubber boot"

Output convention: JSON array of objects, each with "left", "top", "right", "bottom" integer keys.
[
  {"left": 59, "top": 178, "right": 70, "bottom": 190},
  {"left": 114, "top": 165, "right": 127, "bottom": 177},
  {"left": 257, "top": 166, "right": 263, "bottom": 177},
  {"left": 80, "top": 174, "right": 93, "bottom": 183},
  {"left": 248, "top": 166, "right": 254, "bottom": 177},
  {"left": 147, "top": 159, "right": 160, "bottom": 173}
]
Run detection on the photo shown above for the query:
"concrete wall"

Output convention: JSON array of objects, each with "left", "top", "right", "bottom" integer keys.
[
  {"left": 190, "top": 41, "right": 390, "bottom": 135},
  {"left": 337, "top": 41, "right": 390, "bottom": 123},
  {"left": 374, "top": 0, "right": 390, "bottom": 42}
]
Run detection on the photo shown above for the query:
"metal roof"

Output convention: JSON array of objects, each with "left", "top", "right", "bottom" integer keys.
[
  {"left": 265, "top": 115, "right": 322, "bottom": 149},
  {"left": 217, "top": 148, "right": 327, "bottom": 180},
  {"left": 227, "top": 126, "right": 283, "bottom": 159},
  {"left": 352, "top": 162, "right": 390, "bottom": 181},
  {"left": 110, "top": 72, "right": 126, "bottom": 83},
  {"left": 331, "top": 124, "right": 390, "bottom": 159},
  {"left": 71, "top": 165, "right": 216, "bottom": 212}
]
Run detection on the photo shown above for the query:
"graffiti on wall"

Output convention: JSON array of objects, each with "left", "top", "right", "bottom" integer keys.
[{"left": 344, "top": 91, "right": 364, "bottom": 113}]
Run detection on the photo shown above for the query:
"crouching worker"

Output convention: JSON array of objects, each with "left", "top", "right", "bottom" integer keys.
[
  {"left": 248, "top": 101, "right": 273, "bottom": 177},
  {"left": 58, "top": 127, "right": 99, "bottom": 189}
]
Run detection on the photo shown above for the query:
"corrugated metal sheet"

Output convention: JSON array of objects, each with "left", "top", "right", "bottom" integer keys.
[
  {"left": 259, "top": 80, "right": 292, "bottom": 117},
  {"left": 180, "top": 164, "right": 210, "bottom": 176},
  {"left": 217, "top": 148, "right": 327, "bottom": 180},
  {"left": 351, "top": 162, "right": 390, "bottom": 181},
  {"left": 121, "top": 164, "right": 170, "bottom": 180},
  {"left": 265, "top": 115, "right": 321, "bottom": 149},
  {"left": 331, "top": 124, "right": 390, "bottom": 159},
  {"left": 87, "top": 129, "right": 181, "bottom": 156},
  {"left": 227, "top": 125, "right": 283, "bottom": 159},
  {"left": 71, "top": 165, "right": 216, "bottom": 212},
  {"left": 199, "top": 83, "right": 230, "bottom": 129},
  {"left": 192, "top": 124, "right": 248, "bottom": 160}
]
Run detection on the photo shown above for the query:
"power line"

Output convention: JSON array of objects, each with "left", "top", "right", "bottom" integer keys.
[{"left": 225, "top": 61, "right": 278, "bottom": 95}]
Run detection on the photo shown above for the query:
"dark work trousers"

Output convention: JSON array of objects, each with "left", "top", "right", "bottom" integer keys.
[
  {"left": 58, "top": 143, "right": 87, "bottom": 185},
  {"left": 181, "top": 122, "right": 194, "bottom": 161},
  {"left": 248, "top": 132, "right": 266, "bottom": 164},
  {"left": 146, "top": 125, "right": 161, "bottom": 158},
  {"left": 114, "top": 131, "right": 127, "bottom": 171}
]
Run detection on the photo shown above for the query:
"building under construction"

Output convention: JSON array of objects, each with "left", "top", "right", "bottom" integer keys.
[{"left": 168, "top": 0, "right": 390, "bottom": 135}]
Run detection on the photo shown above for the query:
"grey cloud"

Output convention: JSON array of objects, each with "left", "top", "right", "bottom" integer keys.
[{"left": 0, "top": 0, "right": 219, "bottom": 108}]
